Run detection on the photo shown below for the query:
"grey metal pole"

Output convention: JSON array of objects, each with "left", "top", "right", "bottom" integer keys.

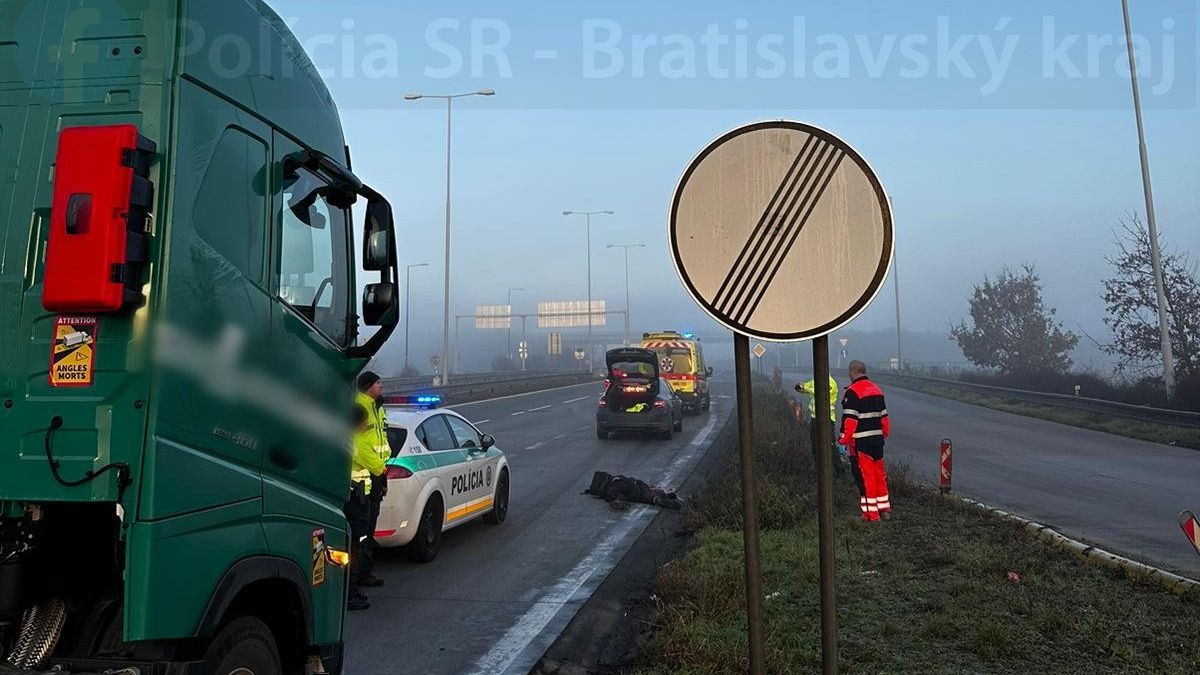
[
  {"left": 404, "top": 265, "right": 413, "bottom": 372},
  {"left": 623, "top": 247, "right": 630, "bottom": 346},
  {"left": 586, "top": 212, "right": 593, "bottom": 371},
  {"left": 813, "top": 336, "right": 839, "bottom": 674},
  {"left": 893, "top": 243, "right": 902, "bottom": 371},
  {"left": 733, "top": 334, "right": 765, "bottom": 675},
  {"left": 1122, "top": 0, "right": 1176, "bottom": 402},
  {"left": 440, "top": 97, "right": 453, "bottom": 385}
]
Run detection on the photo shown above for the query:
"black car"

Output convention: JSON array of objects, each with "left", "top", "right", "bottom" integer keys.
[{"left": 596, "top": 347, "right": 684, "bottom": 440}]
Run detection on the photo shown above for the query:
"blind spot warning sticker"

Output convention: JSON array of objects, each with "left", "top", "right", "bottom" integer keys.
[
  {"left": 50, "top": 316, "right": 98, "bottom": 387},
  {"left": 312, "top": 528, "right": 327, "bottom": 587}
]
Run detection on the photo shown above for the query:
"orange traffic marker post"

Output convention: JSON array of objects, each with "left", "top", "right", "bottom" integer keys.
[
  {"left": 939, "top": 438, "right": 953, "bottom": 494},
  {"left": 1179, "top": 510, "right": 1200, "bottom": 556}
]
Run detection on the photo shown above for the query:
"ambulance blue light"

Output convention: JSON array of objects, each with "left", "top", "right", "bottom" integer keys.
[{"left": 683, "top": 332, "right": 696, "bottom": 339}]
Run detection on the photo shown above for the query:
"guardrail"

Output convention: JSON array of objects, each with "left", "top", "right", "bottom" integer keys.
[
  {"left": 876, "top": 373, "right": 1200, "bottom": 430},
  {"left": 383, "top": 371, "right": 600, "bottom": 405}
]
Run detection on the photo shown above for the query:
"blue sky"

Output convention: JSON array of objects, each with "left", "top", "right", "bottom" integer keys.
[{"left": 270, "top": 1, "right": 1199, "bottom": 371}]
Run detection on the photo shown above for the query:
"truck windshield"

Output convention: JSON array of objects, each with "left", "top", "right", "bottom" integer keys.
[{"left": 279, "top": 166, "right": 352, "bottom": 347}]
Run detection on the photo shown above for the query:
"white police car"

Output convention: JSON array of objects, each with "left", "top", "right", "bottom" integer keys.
[{"left": 375, "top": 395, "right": 510, "bottom": 562}]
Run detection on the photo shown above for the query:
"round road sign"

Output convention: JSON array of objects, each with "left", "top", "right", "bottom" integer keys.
[{"left": 670, "top": 121, "right": 893, "bottom": 341}]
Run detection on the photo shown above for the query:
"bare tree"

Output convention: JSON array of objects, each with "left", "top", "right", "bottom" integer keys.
[
  {"left": 1102, "top": 214, "right": 1199, "bottom": 380},
  {"left": 951, "top": 264, "right": 1078, "bottom": 375}
]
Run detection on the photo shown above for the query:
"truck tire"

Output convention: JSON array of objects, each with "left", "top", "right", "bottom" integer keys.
[
  {"left": 483, "top": 470, "right": 509, "bottom": 524},
  {"left": 201, "top": 616, "right": 281, "bottom": 675},
  {"left": 406, "top": 496, "right": 443, "bottom": 563}
]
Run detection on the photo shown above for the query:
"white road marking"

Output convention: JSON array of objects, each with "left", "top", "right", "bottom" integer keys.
[
  {"left": 528, "top": 404, "right": 553, "bottom": 412},
  {"left": 475, "top": 419, "right": 491, "bottom": 425},
  {"left": 448, "top": 381, "right": 599, "bottom": 409},
  {"left": 561, "top": 396, "right": 589, "bottom": 404},
  {"left": 524, "top": 441, "right": 545, "bottom": 450},
  {"left": 469, "top": 406, "right": 724, "bottom": 675},
  {"left": 511, "top": 411, "right": 526, "bottom": 417}
]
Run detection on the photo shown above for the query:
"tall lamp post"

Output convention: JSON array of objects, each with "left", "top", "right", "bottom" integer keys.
[
  {"left": 506, "top": 287, "right": 524, "bottom": 366},
  {"left": 606, "top": 244, "right": 645, "bottom": 345},
  {"left": 403, "top": 263, "right": 429, "bottom": 374},
  {"left": 1120, "top": 0, "right": 1176, "bottom": 402},
  {"left": 563, "top": 210, "right": 614, "bottom": 370},
  {"left": 405, "top": 89, "right": 496, "bottom": 385}
]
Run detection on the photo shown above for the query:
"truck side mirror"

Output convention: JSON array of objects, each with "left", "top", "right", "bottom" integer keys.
[
  {"left": 363, "top": 199, "right": 394, "bottom": 271},
  {"left": 362, "top": 282, "right": 397, "bottom": 326}
]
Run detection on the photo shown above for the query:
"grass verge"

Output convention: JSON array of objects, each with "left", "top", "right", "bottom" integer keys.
[
  {"left": 637, "top": 388, "right": 1200, "bottom": 674},
  {"left": 886, "top": 380, "right": 1200, "bottom": 450}
]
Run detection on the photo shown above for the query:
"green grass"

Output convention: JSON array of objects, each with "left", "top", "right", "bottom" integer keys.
[
  {"left": 898, "top": 382, "right": 1200, "bottom": 450},
  {"left": 637, "top": 390, "right": 1200, "bottom": 674}
]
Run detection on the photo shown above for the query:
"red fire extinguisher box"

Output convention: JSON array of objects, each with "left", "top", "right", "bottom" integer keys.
[{"left": 42, "top": 124, "right": 156, "bottom": 313}]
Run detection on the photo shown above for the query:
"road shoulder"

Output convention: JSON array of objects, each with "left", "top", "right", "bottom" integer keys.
[{"left": 531, "top": 411, "right": 737, "bottom": 674}]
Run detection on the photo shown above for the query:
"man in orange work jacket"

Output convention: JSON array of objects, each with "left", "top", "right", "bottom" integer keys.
[{"left": 839, "top": 360, "right": 892, "bottom": 522}]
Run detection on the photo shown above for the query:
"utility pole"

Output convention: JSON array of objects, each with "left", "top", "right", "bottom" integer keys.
[
  {"left": 607, "top": 244, "right": 644, "bottom": 345},
  {"left": 506, "top": 287, "right": 524, "bottom": 367},
  {"left": 403, "top": 263, "right": 428, "bottom": 373},
  {"left": 1121, "top": 0, "right": 1176, "bottom": 402},
  {"left": 405, "top": 89, "right": 496, "bottom": 384},
  {"left": 564, "top": 210, "right": 614, "bottom": 370}
]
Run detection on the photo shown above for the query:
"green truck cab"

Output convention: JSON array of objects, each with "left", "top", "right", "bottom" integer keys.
[{"left": 0, "top": 2, "right": 398, "bottom": 673}]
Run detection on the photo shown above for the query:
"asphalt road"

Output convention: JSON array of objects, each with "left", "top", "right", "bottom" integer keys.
[
  {"left": 344, "top": 376, "right": 734, "bottom": 675},
  {"left": 786, "top": 370, "right": 1200, "bottom": 578}
]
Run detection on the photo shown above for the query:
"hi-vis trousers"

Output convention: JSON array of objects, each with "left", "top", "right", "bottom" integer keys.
[{"left": 855, "top": 451, "right": 891, "bottom": 522}]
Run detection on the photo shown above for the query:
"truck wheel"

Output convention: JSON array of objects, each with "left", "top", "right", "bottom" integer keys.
[
  {"left": 201, "top": 616, "right": 281, "bottom": 675},
  {"left": 406, "top": 496, "right": 443, "bottom": 563},
  {"left": 483, "top": 470, "right": 509, "bottom": 524}
]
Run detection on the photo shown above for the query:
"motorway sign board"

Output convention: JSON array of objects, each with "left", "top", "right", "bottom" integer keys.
[
  {"left": 670, "top": 120, "right": 893, "bottom": 341},
  {"left": 752, "top": 343, "right": 766, "bottom": 359}
]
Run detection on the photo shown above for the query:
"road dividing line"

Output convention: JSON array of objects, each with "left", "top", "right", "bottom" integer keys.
[
  {"left": 511, "top": 411, "right": 526, "bottom": 417},
  {"left": 528, "top": 404, "right": 553, "bottom": 412},
  {"left": 448, "top": 381, "right": 598, "bottom": 409},
  {"left": 469, "top": 406, "right": 724, "bottom": 675},
  {"left": 561, "top": 396, "right": 589, "bottom": 404},
  {"left": 525, "top": 441, "right": 546, "bottom": 450},
  {"left": 475, "top": 419, "right": 491, "bottom": 425}
]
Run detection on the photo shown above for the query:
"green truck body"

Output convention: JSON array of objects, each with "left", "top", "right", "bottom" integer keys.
[{"left": 0, "top": 2, "right": 398, "bottom": 672}]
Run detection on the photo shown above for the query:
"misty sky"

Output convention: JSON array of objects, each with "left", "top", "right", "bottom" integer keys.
[{"left": 270, "top": 1, "right": 1199, "bottom": 373}]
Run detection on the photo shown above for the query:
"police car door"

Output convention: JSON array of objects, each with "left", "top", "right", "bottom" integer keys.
[
  {"left": 414, "top": 415, "right": 469, "bottom": 519},
  {"left": 444, "top": 414, "right": 495, "bottom": 519}
]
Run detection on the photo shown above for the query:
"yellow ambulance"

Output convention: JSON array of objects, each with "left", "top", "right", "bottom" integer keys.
[{"left": 640, "top": 331, "right": 712, "bottom": 413}]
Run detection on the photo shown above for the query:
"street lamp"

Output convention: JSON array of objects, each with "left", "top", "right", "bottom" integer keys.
[
  {"left": 1120, "top": 0, "right": 1176, "bottom": 402},
  {"left": 506, "top": 287, "right": 524, "bottom": 366},
  {"left": 403, "top": 263, "right": 429, "bottom": 373},
  {"left": 606, "top": 244, "right": 645, "bottom": 345},
  {"left": 563, "top": 210, "right": 614, "bottom": 370},
  {"left": 405, "top": 89, "right": 496, "bottom": 385}
]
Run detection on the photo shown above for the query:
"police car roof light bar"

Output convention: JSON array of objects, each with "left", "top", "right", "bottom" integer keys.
[{"left": 382, "top": 394, "right": 442, "bottom": 408}]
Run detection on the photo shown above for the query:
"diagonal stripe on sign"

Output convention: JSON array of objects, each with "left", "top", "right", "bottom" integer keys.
[
  {"left": 718, "top": 140, "right": 846, "bottom": 324},
  {"left": 711, "top": 135, "right": 819, "bottom": 313},
  {"left": 733, "top": 147, "right": 846, "bottom": 324},
  {"left": 723, "top": 142, "right": 843, "bottom": 323}
]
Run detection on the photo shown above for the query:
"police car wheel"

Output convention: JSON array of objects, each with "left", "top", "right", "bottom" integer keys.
[
  {"left": 406, "top": 496, "right": 443, "bottom": 563},
  {"left": 483, "top": 470, "right": 509, "bottom": 524},
  {"left": 658, "top": 426, "right": 673, "bottom": 440},
  {"left": 201, "top": 616, "right": 281, "bottom": 675},
  {"left": 596, "top": 427, "right": 608, "bottom": 440}
]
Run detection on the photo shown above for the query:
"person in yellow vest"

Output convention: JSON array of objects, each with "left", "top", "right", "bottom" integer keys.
[
  {"left": 345, "top": 405, "right": 381, "bottom": 611},
  {"left": 355, "top": 371, "right": 392, "bottom": 590},
  {"left": 796, "top": 375, "right": 842, "bottom": 477}
]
